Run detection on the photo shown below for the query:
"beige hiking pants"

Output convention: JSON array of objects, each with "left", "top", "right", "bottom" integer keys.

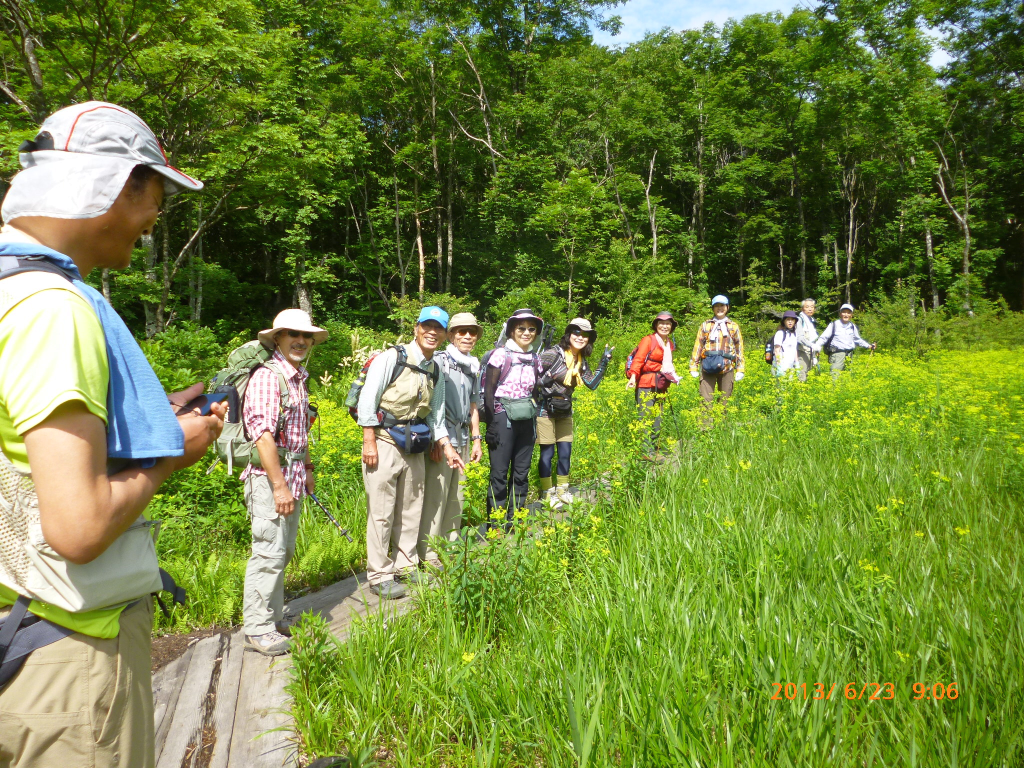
[
  {"left": 0, "top": 599, "right": 155, "bottom": 768},
  {"left": 419, "top": 442, "right": 470, "bottom": 564},
  {"left": 363, "top": 439, "right": 425, "bottom": 585},
  {"left": 243, "top": 474, "right": 302, "bottom": 637}
]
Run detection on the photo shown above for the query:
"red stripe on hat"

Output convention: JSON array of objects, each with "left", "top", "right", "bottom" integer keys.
[{"left": 63, "top": 104, "right": 133, "bottom": 151}]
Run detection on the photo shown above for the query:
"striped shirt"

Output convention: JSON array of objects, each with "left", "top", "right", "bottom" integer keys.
[{"left": 240, "top": 350, "right": 310, "bottom": 498}]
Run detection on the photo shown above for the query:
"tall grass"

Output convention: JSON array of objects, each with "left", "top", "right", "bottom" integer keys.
[{"left": 290, "top": 350, "right": 1024, "bottom": 766}]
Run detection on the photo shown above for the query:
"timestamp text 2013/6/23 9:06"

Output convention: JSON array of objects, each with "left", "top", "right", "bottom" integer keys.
[{"left": 771, "top": 683, "right": 960, "bottom": 701}]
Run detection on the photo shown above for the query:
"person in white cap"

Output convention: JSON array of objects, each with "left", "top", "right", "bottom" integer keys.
[
  {"left": 813, "top": 303, "right": 876, "bottom": 377},
  {"left": 419, "top": 312, "right": 483, "bottom": 568},
  {"left": 689, "top": 295, "right": 746, "bottom": 425},
  {"left": 240, "top": 309, "right": 328, "bottom": 655},
  {"left": 0, "top": 102, "right": 221, "bottom": 768}
]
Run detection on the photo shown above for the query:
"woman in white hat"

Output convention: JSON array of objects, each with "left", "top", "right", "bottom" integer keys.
[
  {"left": 241, "top": 308, "right": 327, "bottom": 655},
  {"left": 536, "top": 318, "right": 613, "bottom": 506}
]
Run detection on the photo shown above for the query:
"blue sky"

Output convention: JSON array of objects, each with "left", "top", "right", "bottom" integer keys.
[{"left": 590, "top": 0, "right": 952, "bottom": 67}]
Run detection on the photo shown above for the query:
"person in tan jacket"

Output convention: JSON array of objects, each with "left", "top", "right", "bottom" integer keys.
[{"left": 356, "top": 306, "right": 465, "bottom": 599}]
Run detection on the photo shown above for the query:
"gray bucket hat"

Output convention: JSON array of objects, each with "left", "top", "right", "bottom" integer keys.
[
  {"left": 566, "top": 317, "right": 597, "bottom": 342},
  {"left": 448, "top": 312, "right": 482, "bottom": 334}
]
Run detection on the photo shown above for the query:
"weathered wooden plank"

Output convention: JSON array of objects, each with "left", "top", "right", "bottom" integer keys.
[
  {"left": 228, "top": 651, "right": 296, "bottom": 768},
  {"left": 208, "top": 630, "right": 245, "bottom": 768},
  {"left": 156, "top": 634, "right": 222, "bottom": 768},
  {"left": 152, "top": 643, "right": 195, "bottom": 757}
]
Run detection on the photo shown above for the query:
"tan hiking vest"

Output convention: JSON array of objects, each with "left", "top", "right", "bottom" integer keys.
[
  {"left": 0, "top": 273, "right": 163, "bottom": 613},
  {"left": 375, "top": 343, "right": 436, "bottom": 445}
]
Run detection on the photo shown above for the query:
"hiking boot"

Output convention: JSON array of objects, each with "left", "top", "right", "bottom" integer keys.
[
  {"left": 555, "top": 484, "right": 575, "bottom": 505},
  {"left": 544, "top": 487, "right": 564, "bottom": 510},
  {"left": 369, "top": 580, "right": 407, "bottom": 600},
  {"left": 275, "top": 621, "right": 293, "bottom": 638},
  {"left": 397, "top": 569, "right": 435, "bottom": 587},
  {"left": 244, "top": 630, "right": 291, "bottom": 656}
]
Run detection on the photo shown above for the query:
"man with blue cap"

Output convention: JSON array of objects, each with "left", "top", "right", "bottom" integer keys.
[{"left": 356, "top": 306, "right": 465, "bottom": 599}]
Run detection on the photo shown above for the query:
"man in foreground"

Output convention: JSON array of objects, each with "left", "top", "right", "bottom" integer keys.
[
  {"left": 357, "top": 306, "right": 465, "bottom": 599},
  {"left": 241, "top": 309, "right": 328, "bottom": 656},
  {"left": 0, "top": 102, "right": 224, "bottom": 767}
]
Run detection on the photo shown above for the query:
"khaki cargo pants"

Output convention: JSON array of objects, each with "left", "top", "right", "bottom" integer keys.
[
  {"left": 363, "top": 439, "right": 425, "bottom": 585},
  {"left": 0, "top": 599, "right": 155, "bottom": 768},
  {"left": 419, "top": 442, "right": 470, "bottom": 564}
]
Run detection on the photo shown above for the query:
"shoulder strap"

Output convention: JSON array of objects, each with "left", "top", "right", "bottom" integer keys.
[{"left": 0, "top": 256, "right": 77, "bottom": 284}]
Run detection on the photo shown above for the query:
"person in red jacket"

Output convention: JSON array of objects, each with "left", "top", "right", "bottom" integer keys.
[{"left": 626, "top": 311, "right": 679, "bottom": 460}]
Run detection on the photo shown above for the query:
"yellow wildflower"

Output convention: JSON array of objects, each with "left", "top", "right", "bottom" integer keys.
[{"left": 462, "top": 652, "right": 475, "bottom": 664}]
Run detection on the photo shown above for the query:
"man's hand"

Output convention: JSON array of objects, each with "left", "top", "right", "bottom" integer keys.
[
  {"left": 735, "top": 372, "right": 745, "bottom": 381},
  {"left": 443, "top": 442, "right": 466, "bottom": 472},
  {"left": 305, "top": 468, "right": 315, "bottom": 495},
  {"left": 470, "top": 439, "right": 482, "bottom": 463},
  {"left": 167, "top": 382, "right": 205, "bottom": 413},
  {"left": 690, "top": 371, "right": 699, "bottom": 379},
  {"left": 172, "top": 406, "right": 226, "bottom": 471},
  {"left": 430, "top": 441, "right": 444, "bottom": 462},
  {"left": 362, "top": 429, "right": 379, "bottom": 469},
  {"left": 273, "top": 480, "right": 296, "bottom": 517}
]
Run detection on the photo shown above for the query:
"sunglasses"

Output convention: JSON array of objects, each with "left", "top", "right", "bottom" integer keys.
[
  {"left": 570, "top": 330, "right": 587, "bottom": 338},
  {"left": 516, "top": 326, "right": 538, "bottom": 334},
  {"left": 285, "top": 330, "right": 314, "bottom": 339}
]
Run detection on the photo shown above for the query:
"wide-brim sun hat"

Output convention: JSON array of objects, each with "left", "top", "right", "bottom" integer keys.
[
  {"left": 448, "top": 312, "right": 482, "bottom": 334},
  {"left": 651, "top": 311, "right": 678, "bottom": 332},
  {"left": 258, "top": 309, "right": 329, "bottom": 347},
  {"left": 566, "top": 317, "right": 597, "bottom": 342},
  {"left": 505, "top": 308, "right": 543, "bottom": 334},
  {"left": 2, "top": 101, "right": 203, "bottom": 224},
  {"left": 711, "top": 294, "right": 730, "bottom": 307}
]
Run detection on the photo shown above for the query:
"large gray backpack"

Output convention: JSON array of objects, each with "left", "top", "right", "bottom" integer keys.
[{"left": 209, "top": 340, "right": 292, "bottom": 474}]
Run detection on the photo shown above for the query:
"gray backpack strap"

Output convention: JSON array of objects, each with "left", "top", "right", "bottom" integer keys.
[{"left": 0, "top": 596, "right": 75, "bottom": 689}]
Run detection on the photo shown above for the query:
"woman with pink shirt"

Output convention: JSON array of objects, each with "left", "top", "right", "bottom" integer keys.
[{"left": 482, "top": 308, "right": 545, "bottom": 528}]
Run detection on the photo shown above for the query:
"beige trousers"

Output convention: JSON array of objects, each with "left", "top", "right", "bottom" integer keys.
[
  {"left": 419, "top": 442, "right": 470, "bottom": 563},
  {"left": 0, "top": 599, "right": 154, "bottom": 768},
  {"left": 363, "top": 440, "right": 425, "bottom": 585},
  {"left": 797, "top": 346, "right": 816, "bottom": 381},
  {"left": 243, "top": 474, "right": 302, "bottom": 637}
]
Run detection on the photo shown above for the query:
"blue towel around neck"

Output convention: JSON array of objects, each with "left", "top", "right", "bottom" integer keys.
[{"left": 0, "top": 242, "right": 184, "bottom": 462}]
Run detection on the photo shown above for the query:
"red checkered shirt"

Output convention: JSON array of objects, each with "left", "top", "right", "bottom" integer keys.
[{"left": 240, "top": 350, "right": 310, "bottom": 498}]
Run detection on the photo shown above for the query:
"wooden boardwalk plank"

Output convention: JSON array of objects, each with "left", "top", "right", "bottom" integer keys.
[
  {"left": 152, "top": 643, "right": 195, "bottom": 758},
  {"left": 228, "top": 651, "right": 296, "bottom": 768},
  {"left": 156, "top": 634, "right": 223, "bottom": 768},
  {"left": 209, "top": 630, "right": 245, "bottom": 768}
]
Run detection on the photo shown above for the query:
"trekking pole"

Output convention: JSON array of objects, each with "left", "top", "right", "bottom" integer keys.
[{"left": 308, "top": 492, "right": 353, "bottom": 542}]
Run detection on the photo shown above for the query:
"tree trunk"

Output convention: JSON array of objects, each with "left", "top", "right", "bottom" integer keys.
[
  {"left": 101, "top": 269, "right": 111, "bottom": 304},
  {"left": 792, "top": 151, "right": 806, "bottom": 298},
  {"left": 924, "top": 218, "right": 939, "bottom": 310},
  {"left": 604, "top": 136, "right": 636, "bottom": 260},
  {"left": 644, "top": 151, "right": 658, "bottom": 261},
  {"left": 414, "top": 176, "right": 426, "bottom": 300},
  {"left": 394, "top": 176, "right": 406, "bottom": 299},
  {"left": 446, "top": 140, "right": 455, "bottom": 293}
]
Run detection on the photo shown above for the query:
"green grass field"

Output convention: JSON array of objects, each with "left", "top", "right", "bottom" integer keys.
[{"left": 289, "top": 350, "right": 1024, "bottom": 766}]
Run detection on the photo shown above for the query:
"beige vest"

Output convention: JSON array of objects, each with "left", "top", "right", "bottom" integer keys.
[
  {"left": 375, "top": 343, "right": 436, "bottom": 445},
  {"left": 0, "top": 273, "right": 163, "bottom": 612}
]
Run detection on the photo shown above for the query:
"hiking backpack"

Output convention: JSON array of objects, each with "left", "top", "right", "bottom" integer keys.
[
  {"left": 344, "top": 345, "right": 440, "bottom": 422},
  {"left": 209, "top": 340, "right": 292, "bottom": 474}
]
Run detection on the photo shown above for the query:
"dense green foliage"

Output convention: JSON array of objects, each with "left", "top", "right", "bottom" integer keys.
[
  {"left": 2, "top": 0, "right": 1022, "bottom": 337},
  {"left": 290, "top": 349, "right": 1024, "bottom": 766}
]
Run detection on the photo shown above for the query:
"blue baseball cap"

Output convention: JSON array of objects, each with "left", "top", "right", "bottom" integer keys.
[
  {"left": 416, "top": 305, "right": 449, "bottom": 328},
  {"left": 711, "top": 294, "right": 730, "bottom": 307}
]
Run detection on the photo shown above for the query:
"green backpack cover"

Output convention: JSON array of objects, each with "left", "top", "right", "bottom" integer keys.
[{"left": 209, "top": 340, "right": 291, "bottom": 474}]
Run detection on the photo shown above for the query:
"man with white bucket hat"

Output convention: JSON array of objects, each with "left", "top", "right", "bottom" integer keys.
[
  {"left": 0, "top": 102, "right": 222, "bottom": 767},
  {"left": 241, "top": 309, "right": 328, "bottom": 655}
]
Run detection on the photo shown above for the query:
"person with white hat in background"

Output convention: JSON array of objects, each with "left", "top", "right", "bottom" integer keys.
[
  {"left": 240, "top": 309, "right": 328, "bottom": 655},
  {"left": 795, "top": 298, "right": 819, "bottom": 381},
  {"left": 0, "top": 102, "right": 224, "bottom": 767},
  {"left": 813, "top": 303, "right": 876, "bottom": 378},
  {"left": 358, "top": 306, "right": 465, "bottom": 599},
  {"left": 419, "top": 312, "right": 484, "bottom": 568},
  {"left": 537, "top": 318, "right": 613, "bottom": 504},
  {"left": 689, "top": 295, "right": 746, "bottom": 425}
]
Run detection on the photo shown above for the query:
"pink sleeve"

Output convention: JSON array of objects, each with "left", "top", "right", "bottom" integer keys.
[
  {"left": 488, "top": 348, "right": 507, "bottom": 368},
  {"left": 243, "top": 366, "right": 281, "bottom": 439}
]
